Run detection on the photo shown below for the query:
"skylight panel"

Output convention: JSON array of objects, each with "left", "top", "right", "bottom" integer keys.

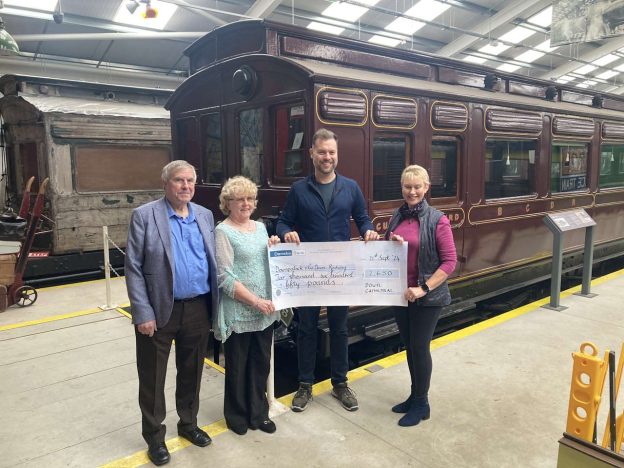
[
  {"left": 386, "top": 16, "right": 426, "bottom": 35},
  {"left": 536, "top": 39, "right": 556, "bottom": 52},
  {"left": 407, "top": 0, "right": 451, "bottom": 21},
  {"left": 385, "top": 0, "right": 450, "bottom": 35},
  {"left": 514, "top": 50, "right": 545, "bottom": 63},
  {"left": 479, "top": 42, "right": 510, "bottom": 56},
  {"left": 500, "top": 26, "right": 535, "bottom": 44},
  {"left": 596, "top": 70, "right": 619, "bottom": 80},
  {"left": 463, "top": 55, "right": 487, "bottom": 64},
  {"left": 527, "top": 6, "right": 552, "bottom": 27},
  {"left": 497, "top": 63, "right": 521, "bottom": 73},
  {"left": 3, "top": 0, "right": 57, "bottom": 11},
  {"left": 479, "top": 26, "right": 535, "bottom": 57},
  {"left": 369, "top": 35, "right": 403, "bottom": 47},
  {"left": 113, "top": 0, "right": 178, "bottom": 30},
  {"left": 307, "top": 21, "right": 345, "bottom": 36},
  {"left": 556, "top": 75, "right": 574, "bottom": 83},
  {"left": 574, "top": 64, "right": 597, "bottom": 75},
  {"left": 322, "top": 0, "right": 380, "bottom": 23},
  {"left": 592, "top": 54, "right": 618, "bottom": 66},
  {"left": 615, "top": 63, "right": 624, "bottom": 72},
  {"left": 576, "top": 80, "right": 597, "bottom": 89}
]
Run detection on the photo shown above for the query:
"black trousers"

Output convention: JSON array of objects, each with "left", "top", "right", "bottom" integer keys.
[
  {"left": 394, "top": 304, "right": 442, "bottom": 398},
  {"left": 223, "top": 325, "right": 273, "bottom": 432},
  {"left": 135, "top": 296, "right": 211, "bottom": 446}
]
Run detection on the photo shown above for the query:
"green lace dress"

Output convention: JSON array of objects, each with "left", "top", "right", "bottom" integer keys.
[{"left": 214, "top": 221, "right": 279, "bottom": 342}]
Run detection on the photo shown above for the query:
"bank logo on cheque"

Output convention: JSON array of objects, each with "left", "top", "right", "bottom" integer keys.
[{"left": 270, "top": 250, "right": 292, "bottom": 257}]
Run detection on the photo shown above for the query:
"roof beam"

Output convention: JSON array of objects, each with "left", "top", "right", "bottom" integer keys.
[
  {"left": 245, "top": 0, "right": 282, "bottom": 19},
  {"left": 538, "top": 36, "right": 624, "bottom": 81},
  {"left": 13, "top": 32, "right": 205, "bottom": 42},
  {"left": 437, "top": 0, "right": 550, "bottom": 57},
  {"left": 0, "top": 56, "right": 184, "bottom": 89}
]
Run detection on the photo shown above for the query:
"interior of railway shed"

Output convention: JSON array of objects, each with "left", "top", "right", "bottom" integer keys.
[{"left": 2, "top": 1, "right": 624, "bottom": 467}]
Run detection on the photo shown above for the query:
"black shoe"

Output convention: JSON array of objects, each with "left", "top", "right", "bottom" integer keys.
[
  {"left": 147, "top": 442, "right": 170, "bottom": 466},
  {"left": 178, "top": 426, "right": 212, "bottom": 447},
  {"left": 227, "top": 424, "right": 248, "bottom": 435},
  {"left": 250, "top": 419, "right": 276, "bottom": 434}
]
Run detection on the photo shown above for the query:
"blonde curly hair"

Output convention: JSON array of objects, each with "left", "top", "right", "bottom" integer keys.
[{"left": 218, "top": 175, "right": 258, "bottom": 215}]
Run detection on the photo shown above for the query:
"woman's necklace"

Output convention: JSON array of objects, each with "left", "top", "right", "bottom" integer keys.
[{"left": 228, "top": 217, "right": 254, "bottom": 232}]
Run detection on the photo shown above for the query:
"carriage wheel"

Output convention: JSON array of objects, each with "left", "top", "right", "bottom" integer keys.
[{"left": 15, "top": 285, "right": 37, "bottom": 307}]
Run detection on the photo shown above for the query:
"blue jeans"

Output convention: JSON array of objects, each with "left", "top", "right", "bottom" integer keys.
[{"left": 296, "top": 305, "right": 349, "bottom": 386}]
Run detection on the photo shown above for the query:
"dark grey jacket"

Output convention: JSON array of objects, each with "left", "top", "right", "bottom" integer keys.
[
  {"left": 125, "top": 198, "right": 219, "bottom": 327},
  {"left": 385, "top": 199, "right": 452, "bottom": 307}
]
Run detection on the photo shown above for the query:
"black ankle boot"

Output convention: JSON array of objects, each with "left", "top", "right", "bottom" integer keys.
[
  {"left": 398, "top": 395, "right": 430, "bottom": 427},
  {"left": 391, "top": 395, "right": 412, "bottom": 413}
]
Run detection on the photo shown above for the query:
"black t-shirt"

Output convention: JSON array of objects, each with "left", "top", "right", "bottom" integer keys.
[{"left": 315, "top": 178, "right": 336, "bottom": 213}]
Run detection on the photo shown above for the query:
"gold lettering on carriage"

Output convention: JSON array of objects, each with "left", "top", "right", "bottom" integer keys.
[{"left": 268, "top": 241, "right": 408, "bottom": 309}]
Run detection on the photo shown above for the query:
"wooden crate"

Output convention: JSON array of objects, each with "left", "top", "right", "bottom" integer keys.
[{"left": 0, "top": 254, "right": 16, "bottom": 286}]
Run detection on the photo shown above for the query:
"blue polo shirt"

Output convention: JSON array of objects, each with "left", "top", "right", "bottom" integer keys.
[{"left": 166, "top": 201, "right": 210, "bottom": 300}]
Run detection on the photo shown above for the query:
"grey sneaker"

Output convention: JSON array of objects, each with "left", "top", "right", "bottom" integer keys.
[
  {"left": 331, "top": 383, "right": 359, "bottom": 411},
  {"left": 292, "top": 383, "right": 313, "bottom": 412}
]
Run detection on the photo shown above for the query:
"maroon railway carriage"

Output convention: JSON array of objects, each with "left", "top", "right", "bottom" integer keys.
[{"left": 166, "top": 20, "right": 624, "bottom": 352}]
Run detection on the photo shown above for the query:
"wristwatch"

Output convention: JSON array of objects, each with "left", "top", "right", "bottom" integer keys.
[{"left": 420, "top": 283, "right": 430, "bottom": 295}]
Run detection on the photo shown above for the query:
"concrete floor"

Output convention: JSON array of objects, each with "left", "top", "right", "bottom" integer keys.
[{"left": 0, "top": 272, "right": 622, "bottom": 467}]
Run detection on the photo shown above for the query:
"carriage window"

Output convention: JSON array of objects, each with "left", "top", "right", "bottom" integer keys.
[
  {"left": 275, "top": 104, "right": 305, "bottom": 178},
  {"left": 373, "top": 135, "right": 408, "bottom": 201},
  {"left": 176, "top": 118, "right": 199, "bottom": 164},
  {"left": 239, "top": 108, "right": 263, "bottom": 185},
  {"left": 430, "top": 140, "right": 458, "bottom": 199},
  {"left": 599, "top": 144, "right": 624, "bottom": 189},
  {"left": 551, "top": 142, "right": 588, "bottom": 193},
  {"left": 485, "top": 140, "right": 536, "bottom": 199},
  {"left": 201, "top": 114, "right": 223, "bottom": 184}
]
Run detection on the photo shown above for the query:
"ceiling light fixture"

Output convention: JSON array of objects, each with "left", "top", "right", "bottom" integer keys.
[
  {"left": 143, "top": 1, "right": 157, "bottom": 19},
  {"left": 126, "top": 0, "right": 157, "bottom": 19},
  {"left": 126, "top": 0, "right": 140, "bottom": 14},
  {"left": 52, "top": 0, "right": 63, "bottom": 24},
  {"left": 0, "top": 16, "right": 19, "bottom": 55}
]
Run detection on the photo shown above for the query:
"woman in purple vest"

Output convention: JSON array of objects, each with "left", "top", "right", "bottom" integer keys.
[{"left": 385, "top": 165, "right": 457, "bottom": 427}]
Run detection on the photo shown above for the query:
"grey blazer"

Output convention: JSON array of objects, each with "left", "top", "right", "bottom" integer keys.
[{"left": 125, "top": 197, "right": 219, "bottom": 328}]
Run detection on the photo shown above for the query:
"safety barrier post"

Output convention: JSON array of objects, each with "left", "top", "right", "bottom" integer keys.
[
  {"left": 267, "top": 333, "right": 288, "bottom": 417},
  {"left": 566, "top": 342, "right": 609, "bottom": 442},
  {"left": 99, "top": 226, "right": 117, "bottom": 310}
]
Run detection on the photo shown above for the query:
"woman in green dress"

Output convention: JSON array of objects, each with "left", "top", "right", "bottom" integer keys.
[{"left": 215, "top": 176, "right": 280, "bottom": 436}]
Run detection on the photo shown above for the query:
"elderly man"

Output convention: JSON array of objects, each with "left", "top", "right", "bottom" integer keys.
[
  {"left": 276, "top": 128, "right": 379, "bottom": 413},
  {"left": 125, "top": 160, "right": 218, "bottom": 466}
]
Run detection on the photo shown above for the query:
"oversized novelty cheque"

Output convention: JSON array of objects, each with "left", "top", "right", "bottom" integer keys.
[{"left": 268, "top": 241, "right": 408, "bottom": 309}]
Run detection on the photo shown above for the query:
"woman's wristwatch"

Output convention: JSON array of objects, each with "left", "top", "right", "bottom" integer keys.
[{"left": 420, "top": 283, "right": 430, "bottom": 295}]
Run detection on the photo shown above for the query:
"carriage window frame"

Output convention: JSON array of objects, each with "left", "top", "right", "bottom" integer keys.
[
  {"left": 430, "top": 136, "right": 460, "bottom": 203},
  {"left": 484, "top": 138, "right": 537, "bottom": 200},
  {"left": 199, "top": 112, "right": 224, "bottom": 185},
  {"left": 550, "top": 141, "right": 589, "bottom": 194},
  {"left": 272, "top": 101, "right": 306, "bottom": 186},
  {"left": 371, "top": 133, "right": 411, "bottom": 208},
  {"left": 237, "top": 107, "right": 264, "bottom": 186},
  {"left": 599, "top": 143, "right": 624, "bottom": 189}
]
